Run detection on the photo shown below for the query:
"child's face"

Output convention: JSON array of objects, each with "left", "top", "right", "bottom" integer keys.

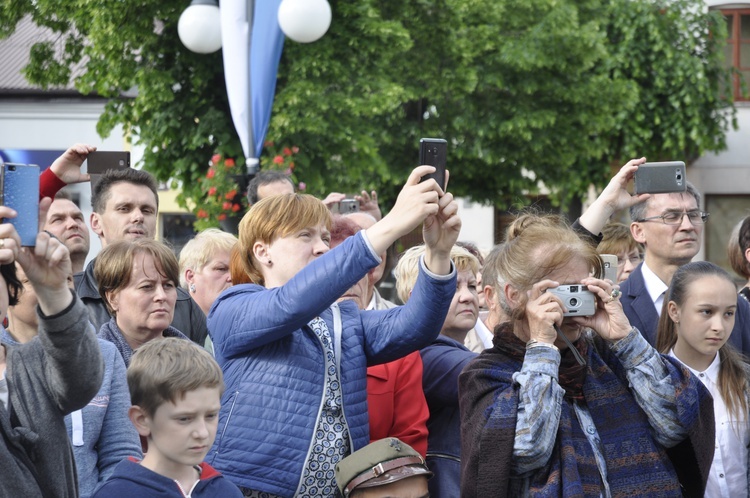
[
  {"left": 142, "top": 386, "right": 222, "bottom": 471},
  {"left": 669, "top": 275, "right": 737, "bottom": 367}
]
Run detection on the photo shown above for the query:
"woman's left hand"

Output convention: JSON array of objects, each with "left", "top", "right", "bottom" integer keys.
[
  {"left": 423, "top": 175, "right": 461, "bottom": 275},
  {"left": 572, "top": 277, "right": 632, "bottom": 341}
]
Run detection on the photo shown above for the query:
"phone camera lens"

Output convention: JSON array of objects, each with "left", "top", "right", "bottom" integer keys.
[
  {"left": 676, "top": 174, "right": 682, "bottom": 180},
  {"left": 569, "top": 298, "right": 579, "bottom": 307},
  {"left": 119, "top": 160, "right": 125, "bottom": 166},
  {"left": 8, "top": 165, "right": 15, "bottom": 171}
]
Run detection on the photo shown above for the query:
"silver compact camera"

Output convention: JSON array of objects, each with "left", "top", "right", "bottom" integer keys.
[
  {"left": 336, "top": 199, "right": 359, "bottom": 214},
  {"left": 547, "top": 285, "right": 596, "bottom": 316}
]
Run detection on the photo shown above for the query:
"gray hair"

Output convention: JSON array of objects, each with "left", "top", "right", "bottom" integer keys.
[{"left": 629, "top": 181, "right": 701, "bottom": 222}]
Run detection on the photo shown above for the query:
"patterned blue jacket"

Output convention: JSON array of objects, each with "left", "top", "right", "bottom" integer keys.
[{"left": 206, "top": 232, "right": 456, "bottom": 496}]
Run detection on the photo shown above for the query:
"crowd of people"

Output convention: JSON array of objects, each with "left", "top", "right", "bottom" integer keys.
[{"left": 1, "top": 144, "right": 750, "bottom": 498}]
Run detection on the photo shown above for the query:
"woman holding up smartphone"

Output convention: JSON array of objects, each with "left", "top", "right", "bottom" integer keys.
[{"left": 207, "top": 166, "right": 460, "bottom": 497}]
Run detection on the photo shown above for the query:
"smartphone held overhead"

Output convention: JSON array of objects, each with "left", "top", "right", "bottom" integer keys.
[
  {"left": 86, "top": 151, "right": 131, "bottom": 174},
  {"left": 87, "top": 151, "right": 131, "bottom": 194},
  {"left": 1, "top": 163, "right": 39, "bottom": 247},
  {"left": 634, "top": 161, "right": 686, "bottom": 195},
  {"left": 419, "top": 138, "right": 447, "bottom": 190}
]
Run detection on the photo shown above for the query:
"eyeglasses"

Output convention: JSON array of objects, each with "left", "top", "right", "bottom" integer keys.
[
  {"left": 617, "top": 254, "right": 642, "bottom": 267},
  {"left": 635, "top": 211, "right": 709, "bottom": 226}
]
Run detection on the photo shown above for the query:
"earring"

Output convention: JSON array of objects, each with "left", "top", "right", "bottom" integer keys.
[
  {"left": 267, "top": 259, "right": 272, "bottom": 266},
  {"left": 189, "top": 284, "right": 196, "bottom": 293}
]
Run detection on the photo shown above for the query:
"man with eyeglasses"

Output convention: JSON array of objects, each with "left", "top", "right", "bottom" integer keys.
[{"left": 620, "top": 182, "right": 750, "bottom": 353}]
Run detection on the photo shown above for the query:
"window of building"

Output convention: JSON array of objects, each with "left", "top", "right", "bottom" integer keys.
[
  {"left": 160, "top": 213, "right": 197, "bottom": 255},
  {"left": 722, "top": 9, "right": 750, "bottom": 101}
]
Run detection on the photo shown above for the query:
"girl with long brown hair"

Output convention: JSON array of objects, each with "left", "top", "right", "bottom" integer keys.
[{"left": 656, "top": 261, "right": 750, "bottom": 497}]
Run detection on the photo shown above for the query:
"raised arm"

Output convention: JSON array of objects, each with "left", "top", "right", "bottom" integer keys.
[
  {"left": 8, "top": 202, "right": 103, "bottom": 413},
  {"left": 578, "top": 158, "right": 649, "bottom": 236}
]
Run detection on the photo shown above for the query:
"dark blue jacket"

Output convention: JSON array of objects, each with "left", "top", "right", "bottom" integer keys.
[
  {"left": 92, "top": 459, "right": 242, "bottom": 497},
  {"left": 207, "top": 232, "right": 457, "bottom": 496},
  {"left": 621, "top": 263, "right": 750, "bottom": 354},
  {"left": 420, "top": 335, "right": 477, "bottom": 498}
]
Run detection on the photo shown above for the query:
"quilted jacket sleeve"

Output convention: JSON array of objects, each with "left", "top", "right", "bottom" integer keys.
[
  {"left": 208, "top": 232, "right": 380, "bottom": 361},
  {"left": 360, "top": 256, "right": 457, "bottom": 366}
]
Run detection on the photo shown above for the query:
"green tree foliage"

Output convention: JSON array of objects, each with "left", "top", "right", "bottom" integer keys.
[{"left": 0, "top": 0, "right": 735, "bottom": 213}]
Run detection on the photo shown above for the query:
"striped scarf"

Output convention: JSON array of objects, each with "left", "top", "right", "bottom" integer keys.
[{"left": 459, "top": 322, "right": 714, "bottom": 497}]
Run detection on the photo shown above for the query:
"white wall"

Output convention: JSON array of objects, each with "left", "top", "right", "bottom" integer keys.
[
  {"left": 456, "top": 197, "right": 495, "bottom": 254},
  {"left": 0, "top": 100, "right": 134, "bottom": 267}
]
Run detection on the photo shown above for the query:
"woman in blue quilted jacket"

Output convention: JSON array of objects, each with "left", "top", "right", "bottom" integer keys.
[{"left": 206, "top": 166, "right": 460, "bottom": 497}]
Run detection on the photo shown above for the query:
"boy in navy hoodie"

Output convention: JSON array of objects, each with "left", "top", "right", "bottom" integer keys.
[{"left": 93, "top": 338, "right": 242, "bottom": 497}]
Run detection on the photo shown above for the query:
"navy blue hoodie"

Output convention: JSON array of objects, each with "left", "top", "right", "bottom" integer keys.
[{"left": 93, "top": 458, "right": 243, "bottom": 497}]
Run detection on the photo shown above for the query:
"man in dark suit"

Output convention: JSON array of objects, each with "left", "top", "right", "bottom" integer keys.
[{"left": 621, "top": 182, "right": 750, "bottom": 354}]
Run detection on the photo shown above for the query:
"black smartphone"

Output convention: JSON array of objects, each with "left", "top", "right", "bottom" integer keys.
[
  {"left": 419, "top": 138, "right": 447, "bottom": 190},
  {"left": 87, "top": 151, "right": 131, "bottom": 194},
  {"left": 86, "top": 151, "right": 131, "bottom": 174},
  {"left": 1, "top": 163, "right": 40, "bottom": 247},
  {"left": 634, "top": 161, "right": 686, "bottom": 195}
]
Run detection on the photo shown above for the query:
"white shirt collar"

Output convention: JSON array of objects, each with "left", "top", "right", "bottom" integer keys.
[
  {"left": 366, "top": 293, "right": 377, "bottom": 311},
  {"left": 474, "top": 311, "right": 494, "bottom": 349},
  {"left": 641, "top": 261, "right": 669, "bottom": 315},
  {"left": 669, "top": 348, "right": 720, "bottom": 383}
]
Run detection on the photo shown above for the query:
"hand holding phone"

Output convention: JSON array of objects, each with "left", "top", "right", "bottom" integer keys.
[
  {"left": 1, "top": 163, "right": 40, "bottom": 247},
  {"left": 419, "top": 138, "right": 447, "bottom": 190}
]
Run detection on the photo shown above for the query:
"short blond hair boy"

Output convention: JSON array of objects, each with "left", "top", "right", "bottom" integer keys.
[{"left": 92, "top": 338, "right": 242, "bottom": 498}]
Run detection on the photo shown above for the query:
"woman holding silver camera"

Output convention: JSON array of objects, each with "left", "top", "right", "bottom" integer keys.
[{"left": 458, "top": 213, "right": 714, "bottom": 498}]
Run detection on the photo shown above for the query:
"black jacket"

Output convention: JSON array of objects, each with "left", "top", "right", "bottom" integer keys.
[{"left": 74, "top": 257, "right": 208, "bottom": 346}]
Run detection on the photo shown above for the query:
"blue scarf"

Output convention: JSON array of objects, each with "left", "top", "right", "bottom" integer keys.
[{"left": 459, "top": 323, "right": 715, "bottom": 497}]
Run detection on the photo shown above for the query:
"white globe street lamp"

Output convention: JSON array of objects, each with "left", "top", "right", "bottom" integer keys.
[
  {"left": 277, "top": 0, "right": 332, "bottom": 43},
  {"left": 178, "top": 0, "right": 222, "bottom": 54}
]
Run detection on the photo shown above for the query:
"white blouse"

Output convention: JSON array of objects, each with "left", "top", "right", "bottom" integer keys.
[{"left": 670, "top": 350, "right": 749, "bottom": 498}]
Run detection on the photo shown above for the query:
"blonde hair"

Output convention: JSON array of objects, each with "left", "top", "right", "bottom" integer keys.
[
  {"left": 179, "top": 228, "right": 238, "bottom": 288},
  {"left": 95, "top": 239, "right": 180, "bottom": 316},
  {"left": 597, "top": 222, "right": 642, "bottom": 256},
  {"left": 127, "top": 337, "right": 224, "bottom": 417},
  {"left": 237, "top": 194, "right": 331, "bottom": 286},
  {"left": 394, "top": 244, "right": 479, "bottom": 303},
  {"left": 498, "top": 213, "right": 603, "bottom": 322}
]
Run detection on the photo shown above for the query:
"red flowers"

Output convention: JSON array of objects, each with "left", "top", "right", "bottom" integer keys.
[{"left": 197, "top": 152, "right": 248, "bottom": 229}]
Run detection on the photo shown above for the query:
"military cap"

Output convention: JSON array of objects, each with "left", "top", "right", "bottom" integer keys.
[{"left": 335, "top": 438, "right": 432, "bottom": 497}]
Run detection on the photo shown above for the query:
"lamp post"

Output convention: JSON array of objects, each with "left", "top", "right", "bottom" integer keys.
[
  {"left": 177, "top": 0, "right": 222, "bottom": 54},
  {"left": 277, "top": 0, "right": 332, "bottom": 43},
  {"left": 178, "top": 0, "right": 332, "bottom": 193}
]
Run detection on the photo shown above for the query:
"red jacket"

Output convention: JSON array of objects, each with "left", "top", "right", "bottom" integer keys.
[{"left": 366, "top": 351, "right": 429, "bottom": 456}]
